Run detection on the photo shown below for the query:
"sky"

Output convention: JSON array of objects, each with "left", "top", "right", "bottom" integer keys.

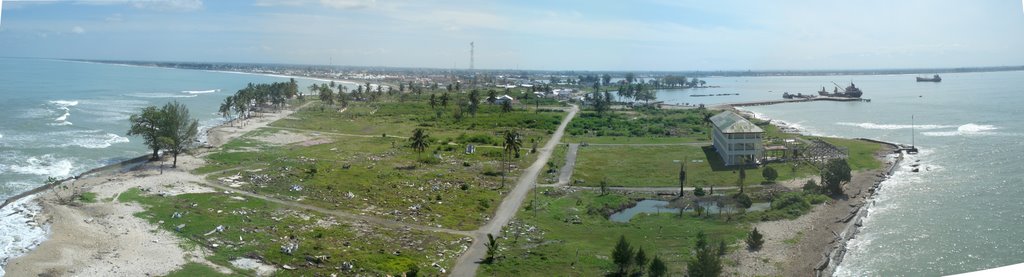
[{"left": 1, "top": 0, "right": 1023, "bottom": 71}]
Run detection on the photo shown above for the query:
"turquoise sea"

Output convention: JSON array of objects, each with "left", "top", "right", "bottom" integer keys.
[{"left": 0, "top": 58, "right": 334, "bottom": 273}]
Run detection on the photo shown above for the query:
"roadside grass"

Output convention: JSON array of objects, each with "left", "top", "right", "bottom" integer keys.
[
  {"left": 480, "top": 189, "right": 748, "bottom": 276},
  {"left": 573, "top": 145, "right": 821, "bottom": 187},
  {"left": 821, "top": 137, "right": 883, "bottom": 170},
  {"left": 120, "top": 188, "right": 466, "bottom": 276},
  {"left": 78, "top": 192, "right": 98, "bottom": 203}
]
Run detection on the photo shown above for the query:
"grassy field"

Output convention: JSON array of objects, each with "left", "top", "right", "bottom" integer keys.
[
  {"left": 564, "top": 108, "right": 712, "bottom": 144},
  {"left": 196, "top": 100, "right": 564, "bottom": 231},
  {"left": 573, "top": 145, "right": 822, "bottom": 188},
  {"left": 479, "top": 189, "right": 748, "bottom": 276},
  {"left": 120, "top": 188, "right": 465, "bottom": 276}
]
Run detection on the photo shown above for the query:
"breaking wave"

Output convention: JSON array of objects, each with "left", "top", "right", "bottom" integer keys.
[
  {"left": 64, "top": 133, "right": 130, "bottom": 149},
  {"left": 4, "top": 154, "right": 74, "bottom": 177},
  {"left": 921, "top": 124, "right": 998, "bottom": 137},
  {"left": 182, "top": 89, "right": 220, "bottom": 94},
  {"left": 125, "top": 92, "right": 199, "bottom": 98},
  {"left": 0, "top": 195, "right": 49, "bottom": 276},
  {"left": 836, "top": 122, "right": 956, "bottom": 130}
]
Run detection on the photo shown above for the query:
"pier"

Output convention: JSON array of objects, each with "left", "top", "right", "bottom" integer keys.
[{"left": 717, "top": 97, "right": 870, "bottom": 109}]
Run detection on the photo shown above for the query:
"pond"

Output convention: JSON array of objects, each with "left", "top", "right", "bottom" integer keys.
[{"left": 608, "top": 199, "right": 771, "bottom": 223}]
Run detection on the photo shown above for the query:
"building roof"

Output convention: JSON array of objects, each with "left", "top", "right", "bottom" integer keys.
[{"left": 710, "top": 111, "right": 764, "bottom": 134}]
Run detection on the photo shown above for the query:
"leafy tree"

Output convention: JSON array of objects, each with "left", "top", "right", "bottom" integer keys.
[
  {"left": 127, "top": 106, "right": 166, "bottom": 160},
  {"left": 634, "top": 247, "right": 649, "bottom": 276},
  {"left": 694, "top": 186, "right": 706, "bottom": 196},
  {"left": 158, "top": 101, "right": 198, "bottom": 168},
  {"left": 746, "top": 227, "right": 764, "bottom": 250},
  {"left": 429, "top": 94, "right": 437, "bottom": 110},
  {"left": 687, "top": 230, "right": 722, "bottom": 277},
  {"left": 822, "top": 159, "right": 852, "bottom": 195},
  {"left": 612, "top": 235, "right": 634, "bottom": 276},
  {"left": 485, "top": 233, "right": 499, "bottom": 264},
  {"left": 601, "top": 74, "right": 612, "bottom": 86},
  {"left": 440, "top": 92, "right": 450, "bottom": 107},
  {"left": 762, "top": 166, "right": 778, "bottom": 183},
  {"left": 468, "top": 89, "right": 480, "bottom": 116},
  {"left": 318, "top": 86, "right": 335, "bottom": 110},
  {"left": 625, "top": 72, "right": 636, "bottom": 83},
  {"left": 409, "top": 128, "right": 430, "bottom": 159},
  {"left": 648, "top": 256, "right": 667, "bottom": 277}
]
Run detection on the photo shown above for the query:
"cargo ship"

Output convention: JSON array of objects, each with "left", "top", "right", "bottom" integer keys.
[
  {"left": 916, "top": 74, "right": 942, "bottom": 82},
  {"left": 817, "top": 82, "right": 863, "bottom": 98}
]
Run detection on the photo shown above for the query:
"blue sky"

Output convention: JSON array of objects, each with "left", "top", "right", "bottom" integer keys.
[{"left": 1, "top": 0, "right": 1023, "bottom": 71}]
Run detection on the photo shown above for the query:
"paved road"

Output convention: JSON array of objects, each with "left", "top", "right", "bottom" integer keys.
[
  {"left": 449, "top": 104, "right": 579, "bottom": 276},
  {"left": 554, "top": 143, "right": 579, "bottom": 186},
  {"left": 582, "top": 142, "right": 711, "bottom": 146}
]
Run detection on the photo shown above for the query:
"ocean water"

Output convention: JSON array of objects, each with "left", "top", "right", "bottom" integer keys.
[
  {"left": 0, "top": 57, "right": 334, "bottom": 272},
  {"left": 695, "top": 71, "right": 1023, "bottom": 276}
]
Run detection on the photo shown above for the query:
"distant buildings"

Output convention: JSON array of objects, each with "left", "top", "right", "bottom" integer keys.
[{"left": 710, "top": 111, "right": 764, "bottom": 166}]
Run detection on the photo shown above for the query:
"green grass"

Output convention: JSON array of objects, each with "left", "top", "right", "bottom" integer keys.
[
  {"left": 822, "top": 137, "right": 883, "bottom": 171},
  {"left": 196, "top": 100, "right": 566, "bottom": 231},
  {"left": 480, "top": 189, "right": 748, "bottom": 276},
  {"left": 78, "top": 192, "right": 98, "bottom": 203},
  {"left": 573, "top": 145, "right": 821, "bottom": 187},
  {"left": 164, "top": 263, "right": 233, "bottom": 277},
  {"left": 565, "top": 109, "right": 712, "bottom": 143},
  {"left": 121, "top": 189, "right": 465, "bottom": 276}
]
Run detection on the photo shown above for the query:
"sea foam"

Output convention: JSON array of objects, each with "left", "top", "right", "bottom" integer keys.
[
  {"left": 921, "top": 124, "right": 998, "bottom": 137},
  {"left": 6, "top": 155, "right": 74, "bottom": 177},
  {"left": 0, "top": 195, "right": 49, "bottom": 277},
  {"left": 182, "top": 89, "right": 220, "bottom": 94},
  {"left": 836, "top": 122, "right": 956, "bottom": 130}
]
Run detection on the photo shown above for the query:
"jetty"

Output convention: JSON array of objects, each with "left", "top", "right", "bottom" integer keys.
[{"left": 716, "top": 97, "right": 869, "bottom": 109}]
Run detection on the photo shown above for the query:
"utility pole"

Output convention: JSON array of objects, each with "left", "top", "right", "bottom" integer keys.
[{"left": 469, "top": 41, "right": 475, "bottom": 71}]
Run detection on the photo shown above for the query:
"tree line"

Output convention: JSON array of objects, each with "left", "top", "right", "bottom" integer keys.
[{"left": 218, "top": 79, "right": 299, "bottom": 124}]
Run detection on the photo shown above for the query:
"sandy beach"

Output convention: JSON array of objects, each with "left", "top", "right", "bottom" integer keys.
[{"left": 2, "top": 103, "right": 305, "bottom": 276}]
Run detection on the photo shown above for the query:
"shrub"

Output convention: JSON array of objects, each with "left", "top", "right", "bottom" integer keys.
[
  {"left": 762, "top": 166, "right": 778, "bottom": 183},
  {"left": 802, "top": 179, "right": 820, "bottom": 193},
  {"left": 733, "top": 193, "right": 753, "bottom": 209},
  {"left": 805, "top": 193, "right": 830, "bottom": 205},
  {"left": 771, "top": 192, "right": 811, "bottom": 218},
  {"left": 694, "top": 187, "right": 706, "bottom": 196}
]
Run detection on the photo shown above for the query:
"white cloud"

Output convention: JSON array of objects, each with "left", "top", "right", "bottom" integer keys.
[
  {"left": 319, "top": 0, "right": 375, "bottom": 9},
  {"left": 71, "top": 25, "right": 85, "bottom": 34},
  {"left": 105, "top": 13, "right": 123, "bottom": 22}
]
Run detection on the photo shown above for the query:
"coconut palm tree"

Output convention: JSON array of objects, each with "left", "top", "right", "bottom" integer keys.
[
  {"left": 219, "top": 96, "right": 234, "bottom": 126},
  {"left": 409, "top": 128, "right": 430, "bottom": 160},
  {"left": 501, "top": 130, "right": 522, "bottom": 188}
]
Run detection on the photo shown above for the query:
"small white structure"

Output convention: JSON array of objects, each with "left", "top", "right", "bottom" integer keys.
[
  {"left": 710, "top": 111, "right": 764, "bottom": 166},
  {"left": 494, "top": 95, "right": 515, "bottom": 105}
]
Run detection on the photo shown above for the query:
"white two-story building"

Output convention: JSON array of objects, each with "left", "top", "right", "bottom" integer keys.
[{"left": 710, "top": 111, "right": 764, "bottom": 166}]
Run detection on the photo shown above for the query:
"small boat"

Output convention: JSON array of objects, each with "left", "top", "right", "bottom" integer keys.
[{"left": 916, "top": 74, "right": 941, "bottom": 82}]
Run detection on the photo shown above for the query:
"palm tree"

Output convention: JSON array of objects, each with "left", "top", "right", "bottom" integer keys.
[
  {"left": 501, "top": 130, "right": 522, "bottom": 188},
  {"left": 218, "top": 96, "right": 234, "bottom": 126},
  {"left": 409, "top": 128, "right": 430, "bottom": 160},
  {"left": 318, "top": 86, "right": 335, "bottom": 110}
]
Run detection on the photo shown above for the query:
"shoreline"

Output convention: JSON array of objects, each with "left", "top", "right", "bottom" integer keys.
[
  {"left": 722, "top": 108, "right": 904, "bottom": 277},
  {"left": 59, "top": 59, "right": 362, "bottom": 87},
  {"left": 1, "top": 101, "right": 307, "bottom": 276}
]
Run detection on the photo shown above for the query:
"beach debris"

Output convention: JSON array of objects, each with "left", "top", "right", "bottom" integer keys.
[
  {"left": 84, "top": 218, "right": 95, "bottom": 223},
  {"left": 290, "top": 185, "right": 303, "bottom": 192},
  {"left": 340, "top": 261, "right": 354, "bottom": 271},
  {"left": 171, "top": 212, "right": 183, "bottom": 218},
  {"left": 175, "top": 224, "right": 186, "bottom": 232},
  {"left": 204, "top": 225, "right": 225, "bottom": 236},
  {"left": 281, "top": 241, "right": 299, "bottom": 254},
  {"left": 345, "top": 191, "right": 355, "bottom": 199},
  {"left": 282, "top": 264, "right": 296, "bottom": 270}
]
